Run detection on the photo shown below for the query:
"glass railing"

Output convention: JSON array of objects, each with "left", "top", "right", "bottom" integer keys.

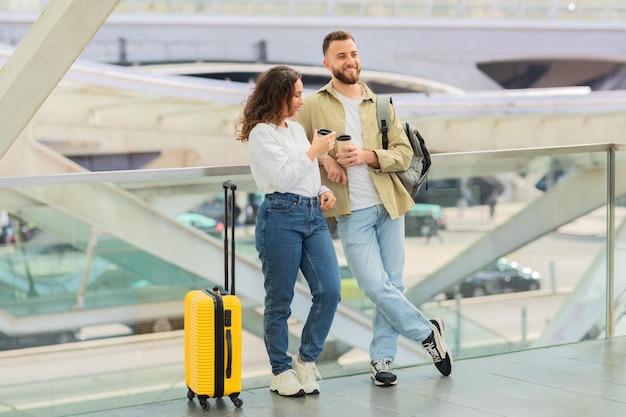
[
  {"left": 1, "top": 0, "right": 625, "bottom": 21},
  {"left": 0, "top": 143, "right": 624, "bottom": 416}
]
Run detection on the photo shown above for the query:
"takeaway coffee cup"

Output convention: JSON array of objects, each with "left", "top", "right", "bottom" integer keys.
[
  {"left": 335, "top": 134, "right": 352, "bottom": 153},
  {"left": 317, "top": 128, "right": 332, "bottom": 159}
]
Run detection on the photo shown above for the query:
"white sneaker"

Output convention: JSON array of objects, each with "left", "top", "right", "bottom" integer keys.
[
  {"left": 292, "top": 354, "right": 321, "bottom": 394},
  {"left": 270, "top": 369, "right": 305, "bottom": 397}
]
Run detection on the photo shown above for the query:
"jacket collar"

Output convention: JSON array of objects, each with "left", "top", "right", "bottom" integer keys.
[{"left": 319, "top": 80, "right": 376, "bottom": 103}]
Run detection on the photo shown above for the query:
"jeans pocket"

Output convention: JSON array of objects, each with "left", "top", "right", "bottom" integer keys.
[{"left": 266, "top": 199, "right": 296, "bottom": 213}]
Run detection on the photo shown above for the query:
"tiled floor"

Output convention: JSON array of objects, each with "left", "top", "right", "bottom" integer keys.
[
  {"left": 10, "top": 335, "right": 622, "bottom": 417},
  {"left": 145, "top": 336, "right": 626, "bottom": 417}
]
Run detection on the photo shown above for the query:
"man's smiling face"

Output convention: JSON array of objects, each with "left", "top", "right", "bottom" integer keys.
[{"left": 324, "top": 38, "right": 361, "bottom": 85}]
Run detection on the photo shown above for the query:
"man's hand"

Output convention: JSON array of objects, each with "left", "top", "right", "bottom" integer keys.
[
  {"left": 336, "top": 145, "right": 379, "bottom": 169},
  {"left": 322, "top": 157, "right": 348, "bottom": 185},
  {"left": 319, "top": 191, "right": 336, "bottom": 211}
]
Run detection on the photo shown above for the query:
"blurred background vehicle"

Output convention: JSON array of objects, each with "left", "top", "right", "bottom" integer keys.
[
  {"left": 0, "top": 211, "right": 39, "bottom": 245},
  {"left": 444, "top": 257, "right": 542, "bottom": 299},
  {"left": 0, "top": 224, "right": 14, "bottom": 245},
  {"left": 326, "top": 202, "right": 447, "bottom": 239},
  {"left": 414, "top": 176, "right": 505, "bottom": 208},
  {"left": 176, "top": 212, "right": 224, "bottom": 238},
  {"left": 405, "top": 203, "right": 447, "bottom": 237},
  {"left": 193, "top": 191, "right": 254, "bottom": 226}
]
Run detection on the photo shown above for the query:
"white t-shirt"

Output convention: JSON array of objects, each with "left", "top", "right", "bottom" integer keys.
[
  {"left": 337, "top": 92, "right": 383, "bottom": 210},
  {"left": 247, "top": 121, "right": 328, "bottom": 197}
]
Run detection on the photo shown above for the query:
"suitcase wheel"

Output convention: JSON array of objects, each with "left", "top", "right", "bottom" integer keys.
[
  {"left": 199, "top": 398, "right": 210, "bottom": 410},
  {"left": 186, "top": 388, "right": 195, "bottom": 401},
  {"left": 230, "top": 393, "right": 243, "bottom": 408}
]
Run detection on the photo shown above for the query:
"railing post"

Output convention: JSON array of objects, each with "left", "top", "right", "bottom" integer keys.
[
  {"left": 548, "top": 0, "right": 558, "bottom": 19},
  {"left": 606, "top": 148, "right": 615, "bottom": 338},
  {"left": 550, "top": 260, "right": 556, "bottom": 294},
  {"left": 521, "top": 306, "right": 527, "bottom": 344},
  {"left": 455, "top": 293, "right": 462, "bottom": 355}
]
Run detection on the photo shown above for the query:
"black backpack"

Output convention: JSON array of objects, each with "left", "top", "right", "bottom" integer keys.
[{"left": 376, "top": 95, "right": 432, "bottom": 198}]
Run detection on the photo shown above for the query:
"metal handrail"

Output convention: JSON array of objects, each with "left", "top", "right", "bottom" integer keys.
[
  {"left": 2, "top": 143, "right": 625, "bottom": 188},
  {"left": 0, "top": 0, "right": 625, "bottom": 21}
]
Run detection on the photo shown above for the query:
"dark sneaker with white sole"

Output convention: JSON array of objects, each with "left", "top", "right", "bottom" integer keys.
[
  {"left": 422, "top": 318, "right": 453, "bottom": 376},
  {"left": 370, "top": 359, "right": 397, "bottom": 386}
]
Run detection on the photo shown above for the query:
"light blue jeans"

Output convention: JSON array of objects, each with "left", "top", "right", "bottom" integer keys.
[
  {"left": 336, "top": 204, "right": 433, "bottom": 362},
  {"left": 256, "top": 192, "right": 341, "bottom": 375}
]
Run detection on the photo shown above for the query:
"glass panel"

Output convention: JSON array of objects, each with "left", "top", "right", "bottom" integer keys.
[
  {"left": 0, "top": 145, "right": 621, "bottom": 415},
  {"left": 519, "top": 0, "right": 552, "bottom": 19},
  {"left": 613, "top": 149, "right": 626, "bottom": 337},
  {"left": 403, "top": 148, "right": 609, "bottom": 358},
  {"left": 430, "top": 0, "right": 461, "bottom": 18}
]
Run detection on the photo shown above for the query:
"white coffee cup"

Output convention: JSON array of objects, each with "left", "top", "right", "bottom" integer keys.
[
  {"left": 335, "top": 134, "right": 352, "bottom": 153},
  {"left": 316, "top": 128, "right": 332, "bottom": 159}
]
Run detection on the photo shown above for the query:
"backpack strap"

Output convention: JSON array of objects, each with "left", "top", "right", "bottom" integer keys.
[{"left": 376, "top": 94, "right": 392, "bottom": 149}]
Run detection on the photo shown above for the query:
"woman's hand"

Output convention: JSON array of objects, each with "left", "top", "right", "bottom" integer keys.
[
  {"left": 319, "top": 191, "right": 336, "bottom": 211},
  {"left": 308, "top": 129, "right": 335, "bottom": 160},
  {"left": 321, "top": 157, "right": 347, "bottom": 185}
]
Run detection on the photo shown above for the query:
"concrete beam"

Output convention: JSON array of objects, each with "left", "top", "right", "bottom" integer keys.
[{"left": 0, "top": 0, "right": 120, "bottom": 158}]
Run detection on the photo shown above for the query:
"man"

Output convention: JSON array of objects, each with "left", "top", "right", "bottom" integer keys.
[
  {"left": 296, "top": 30, "right": 453, "bottom": 386},
  {"left": 423, "top": 211, "right": 443, "bottom": 244}
]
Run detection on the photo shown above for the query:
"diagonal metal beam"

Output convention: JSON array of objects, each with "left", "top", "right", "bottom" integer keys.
[
  {"left": 407, "top": 163, "right": 626, "bottom": 306},
  {"left": 0, "top": 0, "right": 120, "bottom": 158},
  {"left": 535, "top": 218, "right": 626, "bottom": 345}
]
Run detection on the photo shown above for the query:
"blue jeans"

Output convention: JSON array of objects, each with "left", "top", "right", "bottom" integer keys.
[
  {"left": 255, "top": 192, "right": 341, "bottom": 375},
  {"left": 336, "top": 205, "right": 432, "bottom": 362}
]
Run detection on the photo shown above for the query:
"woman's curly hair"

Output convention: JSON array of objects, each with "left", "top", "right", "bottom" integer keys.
[{"left": 235, "top": 65, "right": 302, "bottom": 142}]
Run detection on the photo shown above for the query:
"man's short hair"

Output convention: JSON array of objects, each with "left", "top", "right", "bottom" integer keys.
[{"left": 322, "top": 30, "right": 355, "bottom": 57}]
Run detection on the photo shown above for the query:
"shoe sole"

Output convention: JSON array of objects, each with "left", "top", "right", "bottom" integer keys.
[
  {"left": 430, "top": 319, "right": 453, "bottom": 376},
  {"left": 270, "top": 387, "right": 305, "bottom": 397},
  {"left": 293, "top": 355, "right": 321, "bottom": 395},
  {"left": 371, "top": 375, "right": 397, "bottom": 387}
]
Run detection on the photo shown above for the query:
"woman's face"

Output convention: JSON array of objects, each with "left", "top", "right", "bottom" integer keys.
[{"left": 283, "top": 78, "right": 304, "bottom": 119}]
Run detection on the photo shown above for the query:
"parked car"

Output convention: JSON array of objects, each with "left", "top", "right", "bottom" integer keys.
[
  {"left": 445, "top": 257, "right": 542, "bottom": 299},
  {"left": 405, "top": 203, "right": 446, "bottom": 237},
  {"left": 176, "top": 212, "right": 224, "bottom": 238}
]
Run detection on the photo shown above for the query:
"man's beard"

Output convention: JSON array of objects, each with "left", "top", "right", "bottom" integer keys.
[{"left": 332, "top": 66, "right": 360, "bottom": 85}]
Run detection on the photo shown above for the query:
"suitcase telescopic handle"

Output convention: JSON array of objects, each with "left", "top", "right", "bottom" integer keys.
[{"left": 222, "top": 180, "right": 237, "bottom": 295}]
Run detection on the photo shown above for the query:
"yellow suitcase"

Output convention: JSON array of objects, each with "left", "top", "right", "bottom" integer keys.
[
  {"left": 184, "top": 288, "right": 242, "bottom": 410},
  {"left": 185, "top": 180, "right": 243, "bottom": 411}
]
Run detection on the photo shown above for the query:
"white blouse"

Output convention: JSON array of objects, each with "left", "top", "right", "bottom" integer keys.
[{"left": 247, "top": 121, "right": 330, "bottom": 197}]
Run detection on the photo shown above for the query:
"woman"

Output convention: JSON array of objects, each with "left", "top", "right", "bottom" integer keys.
[{"left": 235, "top": 65, "right": 341, "bottom": 397}]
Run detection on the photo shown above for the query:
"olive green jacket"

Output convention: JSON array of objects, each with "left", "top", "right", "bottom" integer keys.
[{"left": 295, "top": 81, "right": 414, "bottom": 220}]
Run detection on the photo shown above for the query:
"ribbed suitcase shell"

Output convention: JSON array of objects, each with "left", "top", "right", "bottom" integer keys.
[{"left": 184, "top": 289, "right": 242, "bottom": 404}]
